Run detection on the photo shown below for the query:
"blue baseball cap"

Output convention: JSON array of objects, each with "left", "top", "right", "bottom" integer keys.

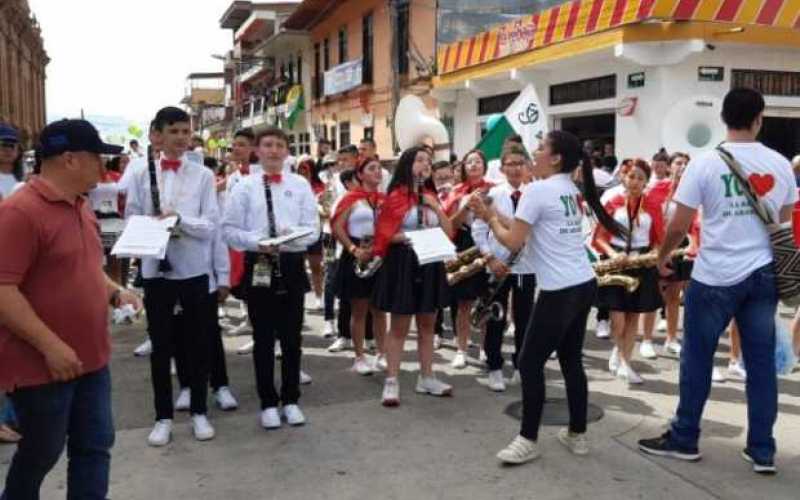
[
  {"left": 38, "top": 119, "right": 123, "bottom": 159},
  {"left": 0, "top": 123, "right": 19, "bottom": 142}
]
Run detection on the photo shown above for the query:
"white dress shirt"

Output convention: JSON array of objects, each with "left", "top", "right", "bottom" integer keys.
[
  {"left": 472, "top": 182, "right": 536, "bottom": 275},
  {"left": 0, "top": 173, "right": 22, "bottom": 200},
  {"left": 222, "top": 171, "right": 320, "bottom": 253},
  {"left": 208, "top": 227, "right": 230, "bottom": 293},
  {"left": 124, "top": 157, "right": 219, "bottom": 280}
]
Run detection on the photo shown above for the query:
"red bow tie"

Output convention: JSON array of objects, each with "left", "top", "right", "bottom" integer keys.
[
  {"left": 161, "top": 159, "right": 181, "bottom": 172},
  {"left": 240, "top": 164, "right": 250, "bottom": 175},
  {"left": 511, "top": 190, "right": 522, "bottom": 201},
  {"left": 264, "top": 174, "right": 282, "bottom": 184}
]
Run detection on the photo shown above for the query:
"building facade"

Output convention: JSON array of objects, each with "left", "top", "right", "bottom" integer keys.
[
  {"left": 283, "top": 0, "right": 439, "bottom": 158},
  {"left": 0, "top": 0, "right": 48, "bottom": 146},
  {"left": 434, "top": 0, "right": 800, "bottom": 161}
]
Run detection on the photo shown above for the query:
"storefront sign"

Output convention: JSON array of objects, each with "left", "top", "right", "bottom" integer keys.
[
  {"left": 324, "top": 59, "right": 363, "bottom": 96},
  {"left": 698, "top": 66, "right": 724, "bottom": 82},
  {"left": 496, "top": 16, "right": 538, "bottom": 59},
  {"left": 627, "top": 72, "right": 645, "bottom": 89}
]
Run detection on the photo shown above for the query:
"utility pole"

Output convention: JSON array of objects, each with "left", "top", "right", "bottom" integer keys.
[{"left": 388, "top": 0, "right": 401, "bottom": 153}]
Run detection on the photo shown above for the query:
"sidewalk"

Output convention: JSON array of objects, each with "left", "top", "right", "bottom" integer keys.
[{"left": 2, "top": 303, "right": 798, "bottom": 499}]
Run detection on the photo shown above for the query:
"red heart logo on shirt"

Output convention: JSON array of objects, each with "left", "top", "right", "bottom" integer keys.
[{"left": 748, "top": 173, "right": 775, "bottom": 197}]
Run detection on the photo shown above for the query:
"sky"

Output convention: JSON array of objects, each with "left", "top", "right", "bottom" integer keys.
[{"left": 29, "top": 0, "right": 234, "bottom": 126}]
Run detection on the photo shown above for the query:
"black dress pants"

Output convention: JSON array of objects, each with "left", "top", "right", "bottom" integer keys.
[
  {"left": 143, "top": 276, "right": 210, "bottom": 420},
  {"left": 175, "top": 291, "right": 230, "bottom": 391},
  {"left": 518, "top": 279, "right": 596, "bottom": 441},
  {"left": 483, "top": 274, "right": 536, "bottom": 371}
]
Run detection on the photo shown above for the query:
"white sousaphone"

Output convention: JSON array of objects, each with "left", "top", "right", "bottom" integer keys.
[
  {"left": 354, "top": 95, "right": 453, "bottom": 279},
  {"left": 660, "top": 95, "right": 726, "bottom": 157}
]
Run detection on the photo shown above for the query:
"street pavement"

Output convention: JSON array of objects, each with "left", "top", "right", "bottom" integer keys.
[{"left": 2, "top": 298, "right": 799, "bottom": 499}]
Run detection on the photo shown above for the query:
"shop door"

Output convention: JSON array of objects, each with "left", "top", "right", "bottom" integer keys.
[{"left": 758, "top": 117, "right": 800, "bottom": 161}]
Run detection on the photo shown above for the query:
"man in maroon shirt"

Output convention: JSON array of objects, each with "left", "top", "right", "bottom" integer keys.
[{"left": 0, "top": 119, "right": 140, "bottom": 500}]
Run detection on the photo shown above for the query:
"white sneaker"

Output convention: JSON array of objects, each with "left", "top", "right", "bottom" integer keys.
[
  {"left": 374, "top": 354, "right": 388, "bottom": 372},
  {"left": 508, "top": 370, "right": 521, "bottom": 386},
  {"left": 728, "top": 360, "right": 747, "bottom": 380},
  {"left": 134, "top": 339, "right": 152, "bottom": 357},
  {"left": 323, "top": 320, "right": 336, "bottom": 338},
  {"left": 557, "top": 428, "right": 589, "bottom": 456},
  {"left": 147, "top": 419, "right": 172, "bottom": 447},
  {"left": 327, "top": 337, "right": 351, "bottom": 353},
  {"left": 497, "top": 435, "right": 540, "bottom": 464},
  {"left": 353, "top": 356, "right": 375, "bottom": 376},
  {"left": 415, "top": 375, "right": 453, "bottom": 396},
  {"left": 663, "top": 339, "right": 682, "bottom": 355},
  {"left": 215, "top": 386, "right": 239, "bottom": 411},
  {"left": 608, "top": 346, "right": 620, "bottom": 374},
  {"left": 309, "top": 296, "right": 323, "bottom": 311},
  {"left": 657, "top": 318, "right": 668, "bottom": 332},
  {"left": 382, "top": 377, "right": 400, "bottom": 407},
  {"left": 596, "top": 320, "right": 610, "bottom": 339},
  {"left": 487, "top": 370, "right": 506, "bottom": 392},
  {"left": 282, "top": 404, "right": 306, "bottom": 426},
  {"left": 300, "top": 370, "right": 313, "bottom": 385},
  {"left": 451, "top": 350, "right": 467, "bottom": 369},
  {"left": 237, "top": 339, "right": 254, "bottom": 355},
  {"left": 191, "top": 414, "right": 215, "bottom": 441},
  {"left": 712, "top": 367, "right": 727, "bottom": 383},
  {"left": 260, "top": 407, "right": 281, "bottom": 429},
  {"left": 618, "top": 363, "right": 643, "bottom": 385},
  {"left": 433, "top": 335, "right": 442, "bottom": 350},
  {"left": 639, "top": 340, "right": 657, "bottom": 359},
  {"left": 174, "top": 388, "right": 191, "bottom": 412}
]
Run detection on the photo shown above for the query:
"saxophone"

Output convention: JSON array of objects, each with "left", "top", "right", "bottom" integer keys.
[
  {"left": 469, "top": 252, "right": 520, "bottom": 328},
  {"left": 596, "top": 274, "right": 640, "bottom": 292},
  {"left": 593, "top": 248, "right": 688, "bottom": 292},
  {"left": 354, "top": 235, "right": 383, "bottom": 278}
]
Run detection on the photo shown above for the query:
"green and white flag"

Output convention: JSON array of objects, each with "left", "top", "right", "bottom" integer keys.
[
  {"left": 286, "top": 85, "right": 305, "bottom": 130},
  {"left": 477, "top": 83, "right": 548, "bottom": 160}
]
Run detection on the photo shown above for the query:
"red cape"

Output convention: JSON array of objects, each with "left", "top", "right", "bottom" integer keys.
[
  {"left": 330, "top": 188, "right": 385, "bottom": 228},
  {"left": 646, "top": 178, "right": 672, "bottom": 208},
  {"left": 442, "top": 179, "right": 494, "bottom": 216},
  {"left": 373, "top": 186, "right": 437, "bottom": 257},
  {"left": 592, "top": 192, "right": 665, "bottom": 253}
]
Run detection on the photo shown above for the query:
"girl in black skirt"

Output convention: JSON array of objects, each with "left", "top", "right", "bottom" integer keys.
[
  {"left": 660, "top": 152, "right": 697, "bottom": 356},
  {"left": 331, "top": 158, "right": 387, "bottom": 375},
  {"left": 441, "top": 149, "right": 493, "bottom": 368},
  {"left": 593, "top": 158, "right": 665, "bottom": 385},
  {"left": 372, "top": 146, "right": 455, "bottom": 407}
]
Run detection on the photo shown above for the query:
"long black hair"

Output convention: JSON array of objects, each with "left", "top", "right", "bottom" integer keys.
[
  {"left": 387, "top": 145, "right": 436, "bottom": 195},
  {"left": 548, "top": 130, "right": 626, "bottom": 238}
]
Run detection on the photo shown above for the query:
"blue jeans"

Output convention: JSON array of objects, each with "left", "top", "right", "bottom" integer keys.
[
  {"left": 670, "top": 264, "right": 778, "bottom": 462},
  {"left": 1, "top": 367, "right": 114, "bottom": 500},
  {"left": 0, "top": 400, "right": 15, "bottom": 427}
]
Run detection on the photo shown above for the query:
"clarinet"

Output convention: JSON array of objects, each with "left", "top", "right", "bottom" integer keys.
[
  {"left": 416, "top": 177, "right": 424, "bottom": 229},
  {"left": 147, "top": 145, "right": 172, "bottom": 273},
  {"left": 263, "top": 176, "right": 288, "bottom": 295}
]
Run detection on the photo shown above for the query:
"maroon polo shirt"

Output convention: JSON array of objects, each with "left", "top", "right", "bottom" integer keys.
[{"left": 0, "top": 176, "right": 110, "bottom": 391}]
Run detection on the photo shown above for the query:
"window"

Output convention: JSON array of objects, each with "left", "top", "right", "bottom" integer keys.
[
  {"left": 362, "top": 13, "right": 374, "bottom": 84},
  {"left": 313, "top": 43, "right": 321, "bottom": 98},
  {"left": 297, "top": 54, "right": 303, "bottom": 85},
  {"left": 363, "top": 127, "right": 374, "bottom": 141},
  {"left": 323, "top": 38, "right": 330, "bottom": 71},
  {"left": 478, "top": 92, "right": 520, "bottom": 115},
  {"left": 338, "top": 26, "right": 348, "bottom": 64},
  {"left": 550, "top": 75, "right": 617, "bottom": 106},
  {"left": 339, "top": 122, "right": 351, "bottom": 148},
  {"left": 297, "top": 132, "right": 312, "bottom": 155},
  {"left": 288, "top": 134, "right": 297, "bottom": 156},
  {"left": 732, "top": 69, "right": 800, "bottom": 96},
  {"left": 396, "top": 2, "right": 410, "bottom": 75},
  {"left": 329, "top": 125, "right": 337, "bottom": 150},
  {"left": 288, "top": 60, "right": 295, "bottom": 85}
]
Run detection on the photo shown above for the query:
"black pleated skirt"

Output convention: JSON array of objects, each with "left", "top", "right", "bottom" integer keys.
[
  {"left": 449, "top": 228, "right": 486, "bottom": 301},
  {"left": 596, "top": 265, "right": 664, "bottom": 313},
  {"left": 372, "top": 243, "right": 450, "bottom": 315},
  {"left": 335, "top": 239, "right": 376, "bottom": 300}
]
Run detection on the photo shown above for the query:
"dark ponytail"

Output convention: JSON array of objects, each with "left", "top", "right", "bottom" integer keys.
[{"left": 548, "top": 130, "right": 626, "bottom": 238}]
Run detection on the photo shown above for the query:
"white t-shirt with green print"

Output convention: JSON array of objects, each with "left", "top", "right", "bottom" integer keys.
[{"left": 675, "top": 142, "right": 797, "bottom": 287}]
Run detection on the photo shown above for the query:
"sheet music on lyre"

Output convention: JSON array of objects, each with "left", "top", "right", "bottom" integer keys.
[
  {"left": 258, "top": 227, "right": 315, "bottom": 247},
  {"left": 111, "top": 215, "right": 178, "bottom": 259},
  {"left": 405, "top": 228, "right": 457, "bottom": 265}
]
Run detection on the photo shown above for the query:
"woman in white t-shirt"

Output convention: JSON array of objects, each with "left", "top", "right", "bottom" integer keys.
[
  {"left": 472, "top": 130, "right": 626, "bottom": 465},
  {"left": 0, "top": 127, "right": 23, "bottom": 201}
]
